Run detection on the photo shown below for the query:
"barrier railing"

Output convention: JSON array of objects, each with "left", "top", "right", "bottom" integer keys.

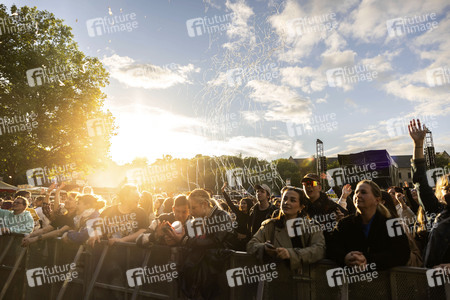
[{"left": 0, "top": 234, "right": 448, "bottom": 300}]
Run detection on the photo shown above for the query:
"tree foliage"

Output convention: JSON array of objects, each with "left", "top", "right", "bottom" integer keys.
[{"left": 0, "top": 5, "right": 113, "bottom": 185}]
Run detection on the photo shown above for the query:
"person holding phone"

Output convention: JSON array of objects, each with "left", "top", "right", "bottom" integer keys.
[
  {"left": 247, "top": 186, "right": 325, "bottom": 298},
  {"left": 136, "top": 195, "right": 191, "bottom": 247}
]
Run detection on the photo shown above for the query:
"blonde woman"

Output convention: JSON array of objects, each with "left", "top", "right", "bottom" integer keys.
[{"left": 327, "top": 180, "right": 410, "bottom": 270}]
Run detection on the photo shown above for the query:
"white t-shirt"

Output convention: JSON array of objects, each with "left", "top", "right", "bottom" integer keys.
[{"left": 34, "top": 207, "right": 51, "bottom": 228}]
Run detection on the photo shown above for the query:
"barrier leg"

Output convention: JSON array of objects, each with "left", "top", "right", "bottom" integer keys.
[
  {"left": 0, "top": 247, "right": 27, "bottom": 300},
  {"left": 56, "top": 245, "right": 85, "bottom": 300},
  {"left": 131, "top": 250, "right": 151, "bottom": 300},
  {"left": 84, "top": 245, "right": 109, "bottom": 300},
  {"left": 0, "top": 235, "right": 15, "bottom": 264}
]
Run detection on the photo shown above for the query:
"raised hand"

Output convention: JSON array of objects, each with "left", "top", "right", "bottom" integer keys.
[
  {"left": 408, "top": 119, "right": 427, "bottom": 145},
  {"left": 221, "top": 182, "right": 228, "bottom": 193},
  {"left": 342, "top": 184, "right": 352, "bottom": 198},
  {"left": 56, "top": 182, "right": 66, "bottom": 192}
]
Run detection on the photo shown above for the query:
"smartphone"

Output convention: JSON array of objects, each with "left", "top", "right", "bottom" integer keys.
[
  {"left": 162, "top": 223, "right": 175, "bottom": 233},
  {"left": 264, "top": 242, "right": 275, "bottom": 249}
]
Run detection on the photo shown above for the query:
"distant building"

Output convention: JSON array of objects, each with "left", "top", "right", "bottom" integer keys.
[
  {"left": 391, "top": 155, "right": 413, "bottom": 186},
  {"left": 436, "top": 151, "right": 450, "bottom": 160}
]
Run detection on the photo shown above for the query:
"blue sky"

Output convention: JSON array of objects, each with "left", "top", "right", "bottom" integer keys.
[{"left": 5, "top": 0, "right": 450, "bottom": 164}]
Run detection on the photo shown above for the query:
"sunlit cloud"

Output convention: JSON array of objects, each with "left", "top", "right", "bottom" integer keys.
[{"left": 102, "top": 54, "right": 200, "bottom": 89}]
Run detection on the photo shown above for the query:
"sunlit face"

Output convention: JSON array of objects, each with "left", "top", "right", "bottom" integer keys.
[
  {"left": 76, "top": 200, "right": 87, "bottom": 214},
  {"left": 64, "top": 197, "right": 77, "bottom": 210},
  {"left": 154, "top": 198, "right": 163, "bottom": 210},
  {"left": 123, "top": 188, "right": 140, "bottom": 207},
  {"left": 34, "top": 198, "right": 43, "bottom": 207},
  {"left": 387, "top": 188, "right": 397, "bottom": 199},
  {"left": 173, "top": 205, "right": 189, "bottom": 222},
  {"left": 281, "top": 190, "right": 303, "bottom": 218},
  {"left": 239, "top": 200, "right": 248, "bottom": 212},
  {"left": 441, "top": 185, "right": 450, "bottom": 199},
  {"left": 302, "top": 181, "right": 321, "bottom": 200},
  {"left": 189, "top": 200, "right": 208, "bottom": 218},
  {"left": 256, "top": 188, "right": 268, "bottom": 202},
  {"left": 12, "top": 199, "right": 26, "bottom": 214},
  {"left": 354, "top": 183, "right": 380, "bottom": 213}
]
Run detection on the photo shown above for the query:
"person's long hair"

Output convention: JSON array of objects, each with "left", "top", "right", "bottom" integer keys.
[
  {"left": 162, "top": 197, "right": 174, "bottom": 214},
  {"left": 188, "top": 189, "right": 220, "bottom": 208},
  {"left": 436, "top": 174, "right": 450, "bottom": 204},
  {"left": 240, "top": 197, "right": 253, "bottom": 214},
  {"left": 140, "top": 191, "right": 154, "bottom": 215},
  {"left": 381, "top": 191, "right": 399, "bottom": 218}
]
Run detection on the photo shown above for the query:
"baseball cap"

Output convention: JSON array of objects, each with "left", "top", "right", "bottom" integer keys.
[
  {"left": 301, "top": 173, "right": 320, "bottom": 183},
  {"left": 254, "top": 184, "right": 271, "bottom": 195}
]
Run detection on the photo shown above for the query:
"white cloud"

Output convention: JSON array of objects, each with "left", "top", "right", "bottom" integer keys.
[
  {"left": 102, "top": 54, "right": 200, "bottom": 89},
  {"left": 223, "top": 0, "right": 256, "bottom": 50},
  {"left": 247, "top": 80, "right": 313, "bottom": 123}
]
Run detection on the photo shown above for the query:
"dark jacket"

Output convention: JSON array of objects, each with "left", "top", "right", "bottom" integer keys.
[
  {"left": 327, "top": 210, "right": 410, "bottom": 270},
  {"left": 222, "top": 191, "right": 250, "bottom": 236},
  {"left": 306, "top": 192, "right": 348, "bottom": 220},
  {"left": 178, "top": 205, "right": 236, "bottom": 299},
  {"left": 412, "top": 158, "right": 450, "bottom": 267},
  {"left": 180, "top": 205, "right": 237, "bottom": 249},
  {"left": 249, "top": 203, "right": 277, "bottom": 235}
]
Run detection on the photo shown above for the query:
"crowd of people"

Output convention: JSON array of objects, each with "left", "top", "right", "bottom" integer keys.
[{"left": 0, "top": 119, "right": 449, "bottom": 299}]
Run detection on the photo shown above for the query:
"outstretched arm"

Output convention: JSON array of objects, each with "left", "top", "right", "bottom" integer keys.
[{"left": 408, "top": 119, "right": 426, "bottom": 160}]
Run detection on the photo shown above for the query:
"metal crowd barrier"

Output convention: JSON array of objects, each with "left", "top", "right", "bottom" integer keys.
[{"left": 0, "top": 234, "right": 448, "bottom": 300}]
